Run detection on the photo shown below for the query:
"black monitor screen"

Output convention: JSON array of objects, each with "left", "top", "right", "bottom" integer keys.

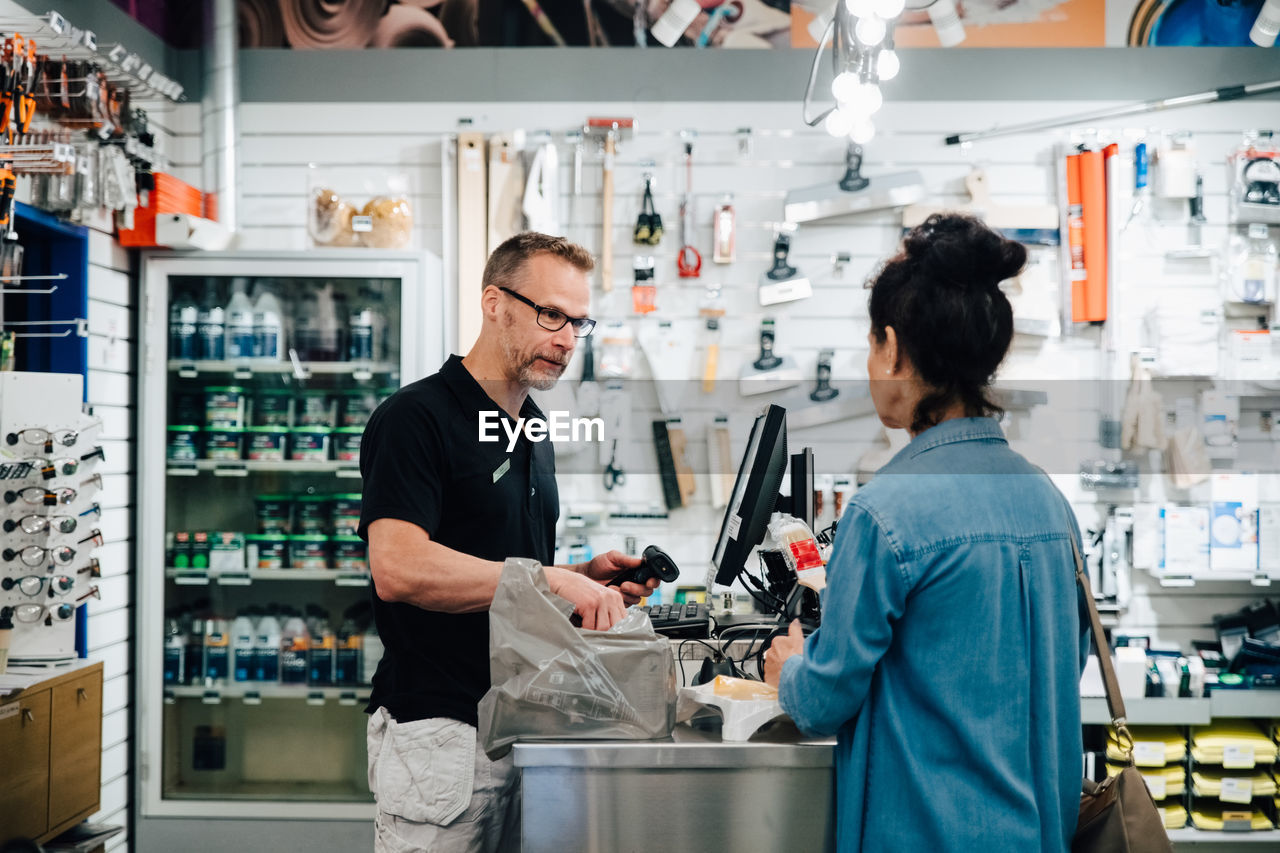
[{"left": 710, "top": 404, "right": 788, "bottom": 587}]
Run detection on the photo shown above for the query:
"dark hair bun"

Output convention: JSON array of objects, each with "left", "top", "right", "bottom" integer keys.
[{"left": 903, "top": 213, "right": 1027, "bottom": 294}]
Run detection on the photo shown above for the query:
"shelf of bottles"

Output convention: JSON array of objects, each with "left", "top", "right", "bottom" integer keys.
[{"left": 161, "top": 272, "right": 399, "bottom": 805}]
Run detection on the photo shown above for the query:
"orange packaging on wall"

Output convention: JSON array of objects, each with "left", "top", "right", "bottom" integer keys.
[{"left": 1075, "top": 148, "right": 1107, "bottom": 323}]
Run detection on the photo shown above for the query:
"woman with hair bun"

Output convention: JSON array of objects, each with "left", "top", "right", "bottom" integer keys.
[{"left": 765, "top": 214, "right": 1089, "bottom": 853}]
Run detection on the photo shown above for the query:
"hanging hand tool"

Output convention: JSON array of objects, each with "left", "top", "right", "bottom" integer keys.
[
  {"left": 0, "top": 37, "right": 16, "bottom": 143},
  {"left": 632, "top": 255, "right": 656, "bottom": 314},
  {"left": 677, "top": 141, "right": 701, "bottom": 278},
  {"left": 713, "top": 195, "right": 735, "bottom": 263},
  {"left": 633, "top": 172, "right": 663, "bottom": 245},
  {"left": 0, "top": 168, "right": 17, "bottom": 236},
  {"left": 1122, "top": 142, "right": 1150, "bottom": 232},
  {"left": 578, "top": 333, "right": 600, "bottom": 417},
  {"left": 698, "top": 285, "right": 724, "bottom": 394},
  {"left": 586, "top": 118, "right": 634, "bottom": 293},
  {"left": 602, "top": 130, "right": 616, "bottom": 291},
  {"left": 17, "top": 38, "right": 38, "bottom": 136}
]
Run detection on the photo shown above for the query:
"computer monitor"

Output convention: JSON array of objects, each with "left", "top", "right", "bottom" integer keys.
[{"left": 710, "top": 404, "right": 789, "bottom": 587}]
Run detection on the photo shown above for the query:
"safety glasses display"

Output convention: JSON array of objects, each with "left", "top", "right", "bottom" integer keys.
[
  {"left": 1, "top": 586, "right": 98, "bottom": 624},
  {"left": 26, "top": 456, "right": 81, "bottom": 480},
  {"left": 3, "top": 542, "right": 76, "bottom": 567},
  {"left": 3, "top": 511, "right": 79, "bottom": 534},
  {"left": 0, "top": 502, "right": 99, "bottom": 535},
  {"left": 3, "top": 486, "right": 76, "bottom": 506},
  {"left": 1, "top": 574, "right": 74, "bottom": 598},
  {"left": 5, "top": 427, "right": 78, "bottom": 452}
]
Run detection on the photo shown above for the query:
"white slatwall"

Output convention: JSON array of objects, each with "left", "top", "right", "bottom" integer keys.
[
  {"left": 85, "top": 227, "right": 134, "bottom": 852},
  {"left": 158, "top": 100, "right": 1272, "bottom": 666}
]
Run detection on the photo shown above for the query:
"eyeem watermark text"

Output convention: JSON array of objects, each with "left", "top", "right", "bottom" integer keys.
[{"left": 478, "top": 411, "right": 604, "bottom": 452}]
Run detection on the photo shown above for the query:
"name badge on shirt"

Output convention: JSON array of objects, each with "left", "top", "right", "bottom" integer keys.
[{"left": 492, "top": 458, "right": 511, "bottom": 483}]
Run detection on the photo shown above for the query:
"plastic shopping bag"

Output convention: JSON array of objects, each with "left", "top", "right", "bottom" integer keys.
[{"left": 477, "top": 558, "right": 677, "bottom": 758}]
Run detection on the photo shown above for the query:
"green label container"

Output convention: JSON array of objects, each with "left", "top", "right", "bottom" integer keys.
[
  {"left": 297, "top": 391, "right": 337, "bottom": 428},
  {"left": 334, "top": 427, "right": 363, "bottom": 463},
  {"left": 290, "top": 427, "right": 332, "bottom": 462},
  {"left": 289, "top": 535, "right": 330, "bottom": 570},
  {"left": 341, "top": 390, "right": 379, "bottom": 427},
  {"left": 255, "top": 495, "right": 293, "bottom": 535},
  {"left": 253, "top": 390, "right": 295, "bottom": 427},
  {"left": 246, "top": 534, "right": 289, "bottom": 569},
  {"left": 332, "top": 535, "right": 367, "bottom": 571},
  {"left": 247, "top": 426, "right": 289, "bottom": 461},
  {"left": 296, "top": 495, "right": 331, "bottom": 534},
  {"left": 167, "top": 425, "right": 201, "bottom": 462},
  {"left": 332, "top": 494, "right": 362, "bottom": 536},
  {"left": 205, "top": 427, "right": 244, "bottom": 461},
  {"left": 205, "top": 386, "right": 247, "bottom": 429}
]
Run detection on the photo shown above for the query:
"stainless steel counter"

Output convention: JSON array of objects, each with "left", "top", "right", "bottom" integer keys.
[{"left": 512, "top": 722, "right": 836, "bottom": 853}]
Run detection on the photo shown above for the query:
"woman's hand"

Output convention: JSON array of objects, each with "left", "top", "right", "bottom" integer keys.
[{"left": 763, "top": 620, "right": 806, "bottom": 688}]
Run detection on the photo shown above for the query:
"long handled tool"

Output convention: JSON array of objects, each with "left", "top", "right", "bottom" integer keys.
[
  {"left": 586, "top": 118, "right": 635, "bottom": 293},
  {"left": 677, "top": 141, "right": 701, "bottom": 278},
  {"left": 946, "top": 79, "right": 1280, "bottom": 146},
  {"left": 602, "top": 131, "right": 615, "bottom": 291}
]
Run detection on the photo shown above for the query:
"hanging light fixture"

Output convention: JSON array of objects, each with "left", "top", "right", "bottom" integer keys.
[{"left": 802, "top": 0, "right": 909, "bottom": 145}]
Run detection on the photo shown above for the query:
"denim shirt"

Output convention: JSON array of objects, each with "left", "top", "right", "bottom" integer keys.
[{"left": 779, "top": 417, "right": 1089, "bottom": 853}]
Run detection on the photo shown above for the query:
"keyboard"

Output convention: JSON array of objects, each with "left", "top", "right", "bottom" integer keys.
[{"left": 643, "top": 602, "right": 711, "bottom": 639}]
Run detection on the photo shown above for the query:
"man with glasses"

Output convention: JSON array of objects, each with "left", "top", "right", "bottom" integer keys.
[{"left": 359, "top": 232, "right": 658, "bottom": 853}]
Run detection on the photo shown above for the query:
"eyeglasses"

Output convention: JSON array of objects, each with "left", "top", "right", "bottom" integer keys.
[
  {"left": 3, "top": 507, "right": 90, "bottom": 534},
  {"left": 498, "top": 287, "right": 596, "bottom": 337},
  {"left": 4, "top": 486, "right": 76, "bottom": 506},
  {"left": 2, "top": 586, "right": 99, "bottom": 625},
  {"left": 2, "top": 574, "right": 74, "bottom": 598},
  {"left": 4, "top": 543, "right": 76, "bottom": 567},
  {"left": 6, "top": 427, "right": 78, "bottom": 452},
  {"left": 25, "top": 456, "right": 81, "bottom": 480}
]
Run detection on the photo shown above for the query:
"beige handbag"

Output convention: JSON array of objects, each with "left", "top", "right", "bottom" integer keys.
[{"left": 1068, "top": 528, "right": 1174, "bottom": 853}]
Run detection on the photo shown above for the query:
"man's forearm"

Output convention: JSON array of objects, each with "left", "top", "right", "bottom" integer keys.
[{"left": 368, "top": 520, "right": 584, "bottom": 613}]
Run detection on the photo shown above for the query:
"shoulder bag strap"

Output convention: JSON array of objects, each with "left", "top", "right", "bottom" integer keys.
[{"left": 1065, "top": 506, "right": 1134, "bottom": 762}]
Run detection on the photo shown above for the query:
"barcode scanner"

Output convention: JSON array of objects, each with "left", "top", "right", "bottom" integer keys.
[{"left": 608, "top": 545, "right": 680, "bottom": 588}]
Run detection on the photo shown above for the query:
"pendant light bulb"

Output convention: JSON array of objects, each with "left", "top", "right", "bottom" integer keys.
[
  {"left": 850, "top": 119, "right": 876, "bottom": 146},
  {"left": 845, "top": 0, "right": 876, "bottom": 17},
  {"left": 876, "top": 49, "right": 900, "bottom": 81},
  {"left": 831, "top": 71, "right": 860, "bottom": 105},
  {"left": 855, "top": 14, "right": 887, "bottom": 46},
  {"left": 824, "top": 108, "right": 854, "bottom": 138},
  {"left": 851, "top": 81, "right": 883, "bottom": 115},
  {"left": 875, "top": 0, "right": 906, "bottom": 17}
]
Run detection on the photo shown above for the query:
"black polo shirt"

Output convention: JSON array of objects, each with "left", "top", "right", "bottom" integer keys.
[{"left": 357, "top": 354, "right": 559, "bottom": 726}]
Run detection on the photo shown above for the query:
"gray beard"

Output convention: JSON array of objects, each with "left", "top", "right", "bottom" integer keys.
[{"left": 499, "top": 327, "right": 562, "bottom": 391}]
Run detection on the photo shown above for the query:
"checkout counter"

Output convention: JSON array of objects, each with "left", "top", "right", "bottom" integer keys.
[{"left": 513, "top": 721, "right": 836, "bottom": 853}]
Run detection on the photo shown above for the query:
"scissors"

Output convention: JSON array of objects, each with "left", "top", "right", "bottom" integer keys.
[{"left": 603, "top": 439, "right": 626, "bottom": 491}]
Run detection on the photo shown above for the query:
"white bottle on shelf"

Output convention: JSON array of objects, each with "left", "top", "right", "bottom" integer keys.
[
  {"left": 252, "top": 283, "right": 286, "bottom": 361},
  {"left": 280, "top": 610, "right": 310, "bottom": 685},
  {"left": 254, "top": 609, "right": 282, "bottom": 683},
  {"left": 231, "top": 611, "right": 257, "bottom": 683},
  {"left": 224, "top": 278, "right": 256, "bottom": 361},
  {"left": 203, "top": 617, "right": 231, "bottom": 685}
]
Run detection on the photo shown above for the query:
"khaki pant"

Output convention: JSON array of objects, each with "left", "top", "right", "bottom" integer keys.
[{"left": 367, "top": 707, "right": 520, "bottom": 853}]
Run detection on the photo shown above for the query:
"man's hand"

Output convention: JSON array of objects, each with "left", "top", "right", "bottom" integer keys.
[
  {"left": 763, "top": 620, "right": 806, "bottom": 689},
  {"left": 580, "top": 550, "right": 660, "bottom": 605},
  {"left": 546, "top": 566, "right": 627, "bottom": 630}
]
